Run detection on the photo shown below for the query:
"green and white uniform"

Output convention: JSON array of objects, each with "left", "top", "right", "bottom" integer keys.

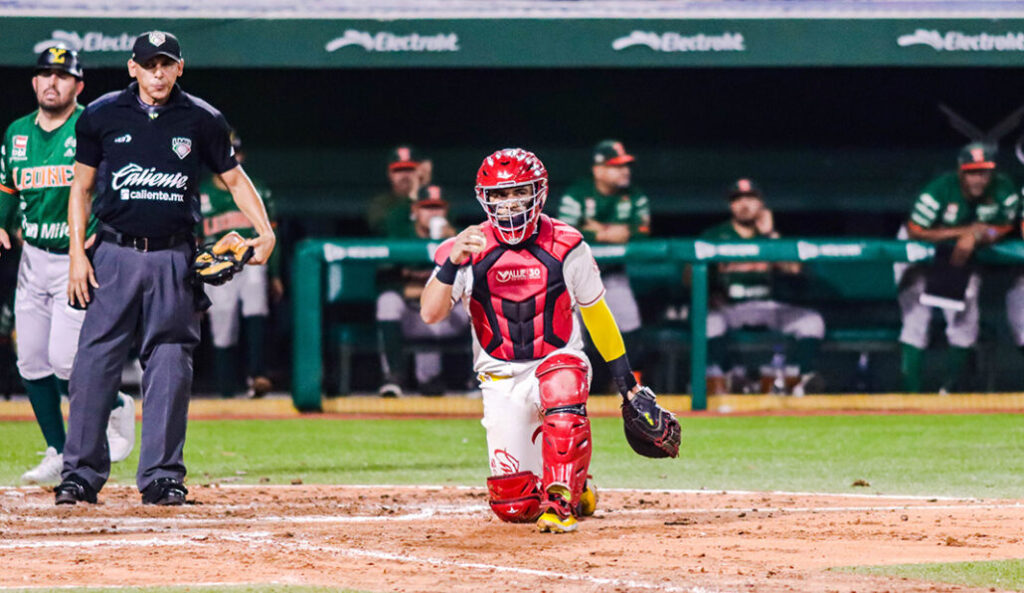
[
  {"left": 699, "top": 221, "right": 825, "bottom": 342},
  {"left": 0, "top": 106, "right": 96, "bottom": 381},
  {"left": 557, "top": 179, "right": 649, "bottom": 333},
  {"left": 900, "top": 171, "right": 1018, "bottom": 350},
  {"left": 199, "top": 176, "right": 277, "bottom": 349},
  {"left": 0, "top": 105, "right": 134, "bottom": 475}
]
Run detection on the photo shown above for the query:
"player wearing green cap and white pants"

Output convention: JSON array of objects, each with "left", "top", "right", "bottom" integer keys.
[
  {"left": 199, "top": 134, "right": 282, "bottom": 398},
  {"left": 557, "top": 140, "right": 649, "bottom": 381},
  {"left": 897, "top": 142, "right": 1017, "bottom": 393},
  {"left": 0, "top": 46, "right": 135, "bottom": 484}
]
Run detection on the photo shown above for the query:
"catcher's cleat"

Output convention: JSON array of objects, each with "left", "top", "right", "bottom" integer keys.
[
  {"left": 537, "top": 485, "right": 578, "bottom": 533},
  {"left": 577, "top": 479, "right": 598, "bottom": 517}
]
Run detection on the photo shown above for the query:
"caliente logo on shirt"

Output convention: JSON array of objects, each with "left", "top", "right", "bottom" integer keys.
[{"left": 111, "top": 163, "right": 188, "bottom": 203}]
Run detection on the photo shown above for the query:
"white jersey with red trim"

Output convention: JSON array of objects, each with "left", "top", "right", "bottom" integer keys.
[{"left": 431, "top": 215, "right": 605, "bottom": 377}]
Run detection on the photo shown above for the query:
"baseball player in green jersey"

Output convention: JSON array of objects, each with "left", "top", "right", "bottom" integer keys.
[
  {"left": 557, "top": 140, "right": 649, "bottom": 382},
  {"left": 0, "top": 47, "right": 135, "bottom": 483},
  {"left": 367, "top": 145, "right": 426, "bottom": 237},
  {"left": 700, "top": 179, "right": 825, "bottom": 395},
  {"left": 898, "top": 142, "right": 1017, "bottom": 393},
  {"left": 376, "top": 184, "right": 468, "bottom": 396},
  {"left": 199, "top": 133, "right": 281, "bottom": 398}
]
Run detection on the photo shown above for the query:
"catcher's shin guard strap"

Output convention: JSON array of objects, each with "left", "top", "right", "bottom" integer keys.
[
  {"left": 536, "top": 354, "right": 591, "bottom": 505},
  {"left": 486, "top": 471, "right": 542, "bottom": 523}
]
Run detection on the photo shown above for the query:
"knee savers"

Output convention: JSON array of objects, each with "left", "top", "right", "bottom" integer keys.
[
  {"left": 487, "top": 471, "right": 542, "bottom": 522},
  {"left": 535, "top": 354, "right": 591, "bottom": 505}
]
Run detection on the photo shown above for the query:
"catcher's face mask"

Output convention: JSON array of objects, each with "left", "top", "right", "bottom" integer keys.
[{"left": 476, "top": 182, "right": 545, "bottom": 245}]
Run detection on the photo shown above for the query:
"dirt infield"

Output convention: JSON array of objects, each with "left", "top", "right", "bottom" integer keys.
[{"left": 2, "top": 486, "right": 1024, "bottom": 593}]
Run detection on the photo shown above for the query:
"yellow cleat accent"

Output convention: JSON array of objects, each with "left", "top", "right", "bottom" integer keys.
[
  {"left": 536, "top": 509, "right": 578, "bottom": 533},
  {"left": 577, "top": 482, "right": 598, "bottom": 517}
]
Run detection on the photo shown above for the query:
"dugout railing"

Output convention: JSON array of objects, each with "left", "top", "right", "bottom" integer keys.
[{"left": 291, "top": 238, "right": 1024, "bottom": 412}]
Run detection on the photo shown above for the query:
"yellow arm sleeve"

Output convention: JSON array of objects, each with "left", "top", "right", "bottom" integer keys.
[{"left": 578, "top": 297, "right": 627, "bottom": 363}]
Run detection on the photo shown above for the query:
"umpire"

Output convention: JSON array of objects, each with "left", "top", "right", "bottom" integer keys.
[{"left": 56, "top": 31, "right": 275, "bottom": 505}]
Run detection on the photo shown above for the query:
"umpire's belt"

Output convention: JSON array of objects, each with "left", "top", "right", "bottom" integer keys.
[{"left": 100, "top": 226, "right": 193, "bottom": 252}]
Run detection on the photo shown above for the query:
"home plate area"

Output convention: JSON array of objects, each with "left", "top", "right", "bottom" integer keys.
[{"left": 1, "top": 485, "right": 1023, "bottom": 593}]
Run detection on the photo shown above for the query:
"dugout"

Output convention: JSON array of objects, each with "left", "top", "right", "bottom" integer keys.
[{"left": 1, "top": 5, "right": 1024, "bottom": 395}]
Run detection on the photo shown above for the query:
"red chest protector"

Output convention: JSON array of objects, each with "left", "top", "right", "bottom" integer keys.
[{"left": 435, "top": 215, "right": 583, "bottom": 361}]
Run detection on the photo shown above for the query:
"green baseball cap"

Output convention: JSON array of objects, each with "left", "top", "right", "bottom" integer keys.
[
  {"left": 388, "top": 145, "right": 422, "bottom": 171},
  {"left": 726, "top": 178, "right": 763, "bottom": 200},
  {"left": 958, "top": 142, "right": 997, "bottom": 171},
  {"left": 593, "top": 139, "right": 635, "bottom": 166},
  {"left": 414, "top": 184, "right": 447, "bottom": 207}
]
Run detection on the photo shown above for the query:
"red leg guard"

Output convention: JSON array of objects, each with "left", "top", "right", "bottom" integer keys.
[
  {"left": 486, "top": 471, "right": 542, "bottom": 523},
  {"left": 535, "top": 354, "right": 591, "bottom": 508}
]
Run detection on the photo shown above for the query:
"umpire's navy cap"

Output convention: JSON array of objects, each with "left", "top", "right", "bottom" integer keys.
[
  {"left": 132, "top": 31, "right": 182, "bottom": 63},
  {"left": 35, "top": 46, "right": 83, "bottom": 79}
]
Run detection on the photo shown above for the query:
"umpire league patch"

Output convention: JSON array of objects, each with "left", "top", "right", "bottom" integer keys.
[{"left": 171, "top": 137, "right": 192, "bottom": 160}]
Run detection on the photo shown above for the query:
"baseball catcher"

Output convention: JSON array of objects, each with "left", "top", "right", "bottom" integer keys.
[
  {"left": 420, "top": 148, "right": 680, "bottom": 534},
  {"left": 192, "top": 230, "right": 254, "bottom": 285}
]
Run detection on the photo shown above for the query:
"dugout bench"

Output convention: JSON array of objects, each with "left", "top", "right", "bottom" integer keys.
[{"left": 291, "top": 238, "right": 1024, "bottom": 412}]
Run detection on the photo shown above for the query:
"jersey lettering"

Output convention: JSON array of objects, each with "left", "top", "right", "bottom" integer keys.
[
  {"left": 204, "top": 211, "right": 253, "bottom": 235},
  {"left": 18, "top": 165, "right": 74, "bottom": 190}
]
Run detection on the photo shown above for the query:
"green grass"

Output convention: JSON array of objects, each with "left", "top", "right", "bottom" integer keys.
[
  {"left": 838, "top": 559, "right": 1024, "bottom": 591},
  {"left": 0, "top": 587, "right": 368, "bottom": 593},
  {"left": 3, "top": 413, "right": 1024, "bottom": 497}
]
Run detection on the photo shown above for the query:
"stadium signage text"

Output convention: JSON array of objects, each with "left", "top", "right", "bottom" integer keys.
[
  {"left": 325, "top": 30, "right": 460, "bottom": 53},
  {"left": 612, "top": 31, "right": 746, "bottom": 53},
  {"left": 897, "top": 29, "right": 1024, "bottom": 51},
  {"left": 33, "top": 29, "right": 133, "bottom": 54},
  {"left": 323, "top": 244, "right": 390, "bottom": 262},
  {"left": 695, "top": 241, "right": 760, "bottom": 260}
]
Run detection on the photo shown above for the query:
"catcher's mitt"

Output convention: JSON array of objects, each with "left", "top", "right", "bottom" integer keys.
[
  {"left": 621, "top": 386, "right": 681, "bottom": 458},
  {"left": 192, "top": 231, "right": 254, "bottom": 286}
]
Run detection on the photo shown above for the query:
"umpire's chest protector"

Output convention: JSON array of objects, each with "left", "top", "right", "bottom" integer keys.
[{"left": 469, "top": 217, "right": 581, "bottom": 362}]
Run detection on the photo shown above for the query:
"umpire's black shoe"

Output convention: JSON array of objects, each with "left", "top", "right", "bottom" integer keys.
[
  {"left": 54, "top": 476, "right": 98, "bottom": 505},
  {"left": 141, "top": 478, "right": 188, "bottom": 506}
]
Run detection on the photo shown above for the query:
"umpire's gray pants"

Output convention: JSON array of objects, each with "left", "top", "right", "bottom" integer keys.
[{"left": 62, "top": 240, "right": 201, "bottom": 493}]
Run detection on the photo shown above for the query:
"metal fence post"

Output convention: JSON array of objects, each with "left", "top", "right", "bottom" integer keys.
[
  {"left": 690, "top": 262, "right": 708, "bottom": 411},
  {"left": 291, "top": 240, "right": 324, "bottom": 412}
]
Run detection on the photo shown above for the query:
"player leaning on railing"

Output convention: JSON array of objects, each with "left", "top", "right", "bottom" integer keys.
[{"left": 420, "top": 148, "right": 679, "bottom": 534}]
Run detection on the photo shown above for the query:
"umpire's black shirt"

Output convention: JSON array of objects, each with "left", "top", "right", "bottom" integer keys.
[{"left": 75, "top": 82, "right": 237, "bottom": 238}]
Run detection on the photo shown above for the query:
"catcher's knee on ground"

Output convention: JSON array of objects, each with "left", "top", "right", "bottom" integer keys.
[
  {"left": 487, "top": 471, "right": 542, "bottom": 522},
  {"left": 536, "top": 354, "right": 592, "bottom": 505}
]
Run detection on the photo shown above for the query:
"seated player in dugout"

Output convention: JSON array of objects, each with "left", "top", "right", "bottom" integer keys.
[
  {"left": 700, "top": 179, "right": 826, "bottom": 396},
  {"left": 375, "top": 184, "right": 469, "bottom": 396},
  {"left": 199, "top": 131, "right": 282, "bottom": 398},
  {"left": 557, "top": 140, "right": 649, "bottom": 385},
  {"left": 421, "top": 148, "right": 679, "bottom": 534},
  {"left": 366, "top": 145, "right": 429, "bottom": 237},
  {"left": 897, "top": 142, "right": 1017, "bottom": 393}
]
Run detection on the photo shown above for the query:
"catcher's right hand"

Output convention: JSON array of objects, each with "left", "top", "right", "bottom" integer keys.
[
  {"left": 621, "top": 386, "right": 681, "bottom": 458},
  {"left": 192, "top": 231, "right": 254, "bottom": 286}
]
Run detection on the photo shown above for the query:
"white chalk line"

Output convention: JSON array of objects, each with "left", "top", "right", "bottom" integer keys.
[
  {"left": 0, "top": 531, "right": 723, "bottom": 593},
  {"left": 0, "top": 483, "right": 995, "bottom": 502}
]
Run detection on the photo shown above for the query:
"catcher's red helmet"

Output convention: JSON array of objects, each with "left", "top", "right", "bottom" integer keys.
[{"left": 475, "top": 148, "right": 548, "bottom": 245}]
